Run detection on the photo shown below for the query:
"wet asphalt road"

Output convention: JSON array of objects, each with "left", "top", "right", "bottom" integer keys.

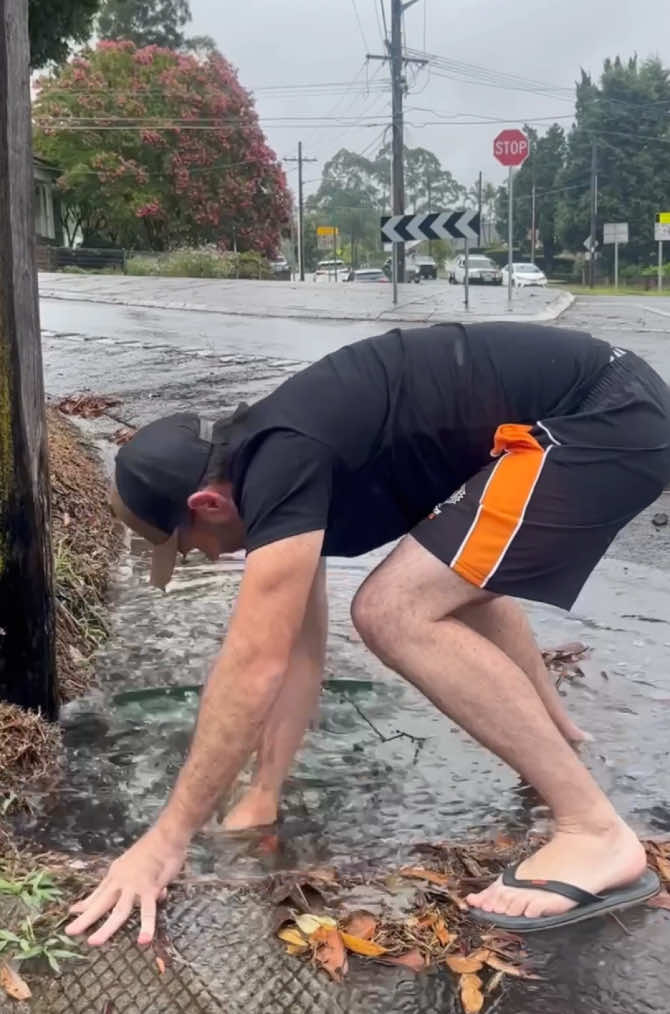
[{"left": 38, "top": 293, "right": 670, "bottom": 1014}]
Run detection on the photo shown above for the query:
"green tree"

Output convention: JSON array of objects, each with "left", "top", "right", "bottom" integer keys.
[
  {"left": 29, "top": 0, "right": 101, "bottom": 68},
  {"left": 307, "top": 143, "right": 465, "bottom": 268},
  {"left": 306, "top": 149, "right": 382, "bottom": 269},
  {"left": 33, "top": 41, "right": 291, "bottom": 254},
  {"left": 96, "top": 0, "right": 191, "bottom": 48},
  {"left": 556, "top": 56, "right": 670, "bottom": 267}
]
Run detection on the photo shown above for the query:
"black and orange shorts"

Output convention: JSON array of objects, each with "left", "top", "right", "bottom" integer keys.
[{"left": 412, "top": 350, "right": 670, "bottom": 610}]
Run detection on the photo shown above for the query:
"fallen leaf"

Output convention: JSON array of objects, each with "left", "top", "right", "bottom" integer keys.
[
  {"left": 485, "top": 954, "right": 541, "bottom": 979},
  {"left": 0, "top": 961, "right": 31, "bottom": 1000},
  {"left": 294, "top": 912, "right": 337, "bottom": 937},
  {"left": 460, "top": 972, "right": 484, "bottom": 1014},
  {"left": 56, "top": 394, "right": 121, "bottom": 419},
  {"left": 155, "top": 956, "right": 166, "bottom": 975},
  {"left": 270, "top": 904, "right": 295, "bottom": 935},
  {"left": 286, "top": 943, "right": 306, "bottom": 956},
  {"left": 446, "top": 951, "right": 489, "bottom": 974},
  {"left": 312, "top": 926, "right": 348, "bottom": 982},
  {"left": 270, "top": 879, "right": 328, "bottom": 913},
  {"left": 111, "top": 427, "right": 136, "bottom": 445},
  {"left": 481, "top": 929, "right": 525, "bottom": 953},
  {"left": 340, "top": 932, "right": 386, "bottom": 957},
  {"left": 278, "top": 927, "right": 309, "bottom": 951},
  {"left": 434, "top": 916, "right": 455, "bottom": 947},
  {"left": 654, "top": 855, "right": 670, "bottom": 883},
  {"left": 647, "top": 890, "right": 670, "bottom": 910},
  {"left": 399, "top": 867, "right": 450, "bottom": 887},
  {"left": 305, "top": 867, "right": 338, "bottom": 885},
  {"left": 383, "top": 949, "right": 425, "bottom": 972},
  {"left": 485, "top": 970, "right": 505, "bottom": 995},
  {"left": 342, "top": 910, "right": 377, "bottom": 940}
]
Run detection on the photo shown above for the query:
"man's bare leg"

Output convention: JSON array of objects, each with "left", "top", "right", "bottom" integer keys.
[
  {"left": 454, "top": 597, "right": 589, "bottom": 745},
  {"left": 221, "top": 563, "right": 327, "bottom": 831},
  {"left": 351, "top": 537, "right": 646, "bottom": 920}
]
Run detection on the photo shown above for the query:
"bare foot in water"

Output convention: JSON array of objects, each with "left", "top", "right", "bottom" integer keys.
[
  {"left": 466, "top": 817, "right": 646, "bottom": 920},
  {"left": 218, "top": 789, "right": 278, "bottom": 832}
]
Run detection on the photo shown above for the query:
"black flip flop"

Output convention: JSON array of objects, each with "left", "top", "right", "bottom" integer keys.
[{"left": 468, "top": 861, "right": 661, "bottom": 933}]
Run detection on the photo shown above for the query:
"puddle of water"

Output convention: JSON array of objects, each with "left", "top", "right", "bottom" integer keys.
[{"left": 19, "top": 538, "right": 670, "bottom": 882}]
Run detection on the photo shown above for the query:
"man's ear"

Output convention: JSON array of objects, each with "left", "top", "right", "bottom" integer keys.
[{"left": 188, "top": 485, "right": 236, "bottom": 522}]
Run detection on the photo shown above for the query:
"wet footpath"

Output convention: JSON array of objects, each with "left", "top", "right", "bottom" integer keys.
[{"left": 28, "top": 294, "right": 670, "bottom": 1013}]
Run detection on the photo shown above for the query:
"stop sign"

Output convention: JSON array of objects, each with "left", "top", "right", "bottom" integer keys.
[{"left": 493, "top": 129, "right": 529, "bottom": 167}]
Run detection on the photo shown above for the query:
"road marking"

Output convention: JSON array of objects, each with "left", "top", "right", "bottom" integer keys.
[{"left": 634, "top": 303, "right": 670, "bottom": 320}]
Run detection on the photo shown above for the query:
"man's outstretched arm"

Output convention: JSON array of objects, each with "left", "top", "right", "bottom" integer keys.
[{"left": 66, "top": 530, "right": 324, "bottom": 947}]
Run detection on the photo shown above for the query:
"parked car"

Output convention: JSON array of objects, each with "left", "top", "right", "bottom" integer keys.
[
  {"left": 501, "top": 262, "right": 548, "bottom": 288},
  {"left": 344, "top": 268, "right": 389, "bottom": 283},
  {"left": 270, "top": 257, "right": 291, "bottom": 280},
  {"left": 383, "top": 257, "right": 421, "bottom": 283},
  {"left": 408, "top": 255, "right": 438, "bottom": 280},
  {"left": 449, "top": 255, "right": 502, "bottom": 285},
  {"left": 313, "top": 258, "right": 349, "bottom": 282}
]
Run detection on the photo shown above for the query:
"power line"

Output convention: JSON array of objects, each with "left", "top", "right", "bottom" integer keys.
[
  {"left": 351, "top": 0, "right": 369, "bottom": 54},
  {"left": 379, "top": 0, "right": 389, "bottom": 44}
]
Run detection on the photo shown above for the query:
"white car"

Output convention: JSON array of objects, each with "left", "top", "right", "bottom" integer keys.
[
  {"left": 313, "top": 259, "right": 349, "bottom": 282},
  {"left": 502, "top": 263, "right": 548, "bottom": 288},
  {"left": 450, "top": 255, "right": 502, "bottom": 285}
]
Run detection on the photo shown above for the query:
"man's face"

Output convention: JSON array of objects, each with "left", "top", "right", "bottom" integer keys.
[{"left": 177, "top": 514, "right": 245, "bottom": 562}]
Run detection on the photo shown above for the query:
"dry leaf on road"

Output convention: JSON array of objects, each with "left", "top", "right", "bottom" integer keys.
[
  {"left": 485, "top": 970, "right": 505, "bottom": 995},
  {"left": 0, "top": 960, "right": 32, "bottom": 1000},
  {"left": 341, "top": 910, "right": 377, "bottom": 940},
  {"left": 399, "top": 867, "right": 450, "bottom": 887},
  {"left": 383, "top": 949, "right": 425, "bottom": 972},
  {"left": 460, "top": 972, "right": 484, "bottom": 1014},
  {"left": 56, "top": 394, "right": 121, "bottom": 418},
  {"left": 434, "top": 916, "right": 456, "bottom": 947},
  {"left": 294, "top": 913, "right": 337, "bottom": 936},
  {"left": 485, "top": 953, "right": 540, "bottom": 979},
  {"left": 340, "top": 932, "right": 386, "bottom": 957},
  {"left": 446, "top": 951, "right": 489, "bottom": 974},
  {"left": 278, "top": 927, "right": 309, "bottom": 951},
  {"left": 312, "top": 926, "right": 348, "bottom": 982}
]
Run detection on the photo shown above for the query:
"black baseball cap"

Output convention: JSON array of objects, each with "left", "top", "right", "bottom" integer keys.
[{"left": 111, "top": 408, "right": 244, "bottom": 588}]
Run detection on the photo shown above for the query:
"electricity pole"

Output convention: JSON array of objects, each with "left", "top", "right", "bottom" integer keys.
[
  {"left": 589, "top": 138, "right": 598, "bottom": 289},
  {"left": 477, "top": 170, "right": 483, "bottom": 248},
  {"left": 284, "top": 142, "right": 317, "bottom": 281},
  {"left": 368, "top": 1, "right": 427, "bottom": 286},
  {"left": 0, "top": 0, "right": 57, "bottom": 715}
]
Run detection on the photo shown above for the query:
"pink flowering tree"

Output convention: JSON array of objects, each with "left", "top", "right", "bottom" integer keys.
[{"left": 33, "top": 41, "right": 292, "bottom": 254}]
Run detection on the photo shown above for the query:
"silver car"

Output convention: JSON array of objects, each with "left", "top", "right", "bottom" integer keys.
[{"left": 450, "top": 255, "right": 502, "bottom": 285}]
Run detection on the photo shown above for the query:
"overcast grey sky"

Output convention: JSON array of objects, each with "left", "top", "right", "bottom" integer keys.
[{"left": 190, "top": 0, "right": 670, "bottom": 200}]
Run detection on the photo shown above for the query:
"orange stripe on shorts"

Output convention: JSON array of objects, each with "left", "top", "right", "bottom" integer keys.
[{"left": 450, "top": 423, "right": 548, "bottom": 588}]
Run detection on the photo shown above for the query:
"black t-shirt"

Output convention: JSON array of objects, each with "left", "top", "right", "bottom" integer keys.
[{"left": 228, "top": 322, "right": 613, "bottom": 557}]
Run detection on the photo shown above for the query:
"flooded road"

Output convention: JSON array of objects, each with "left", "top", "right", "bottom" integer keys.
[{"left": 36, "top": 294, "right": 670, "bottom": 1013}]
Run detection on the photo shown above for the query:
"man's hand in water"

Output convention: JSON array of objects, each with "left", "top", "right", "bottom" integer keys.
[{"left": 65, "top": 823, "right": 187, "bottom": 946}]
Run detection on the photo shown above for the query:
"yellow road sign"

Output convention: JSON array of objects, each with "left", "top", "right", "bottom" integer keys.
[
  {"left": 317, "top": 225, "right": 338, "bottom": 236},
  {"left": 656, "top": 212, "right": 670, "bottom": 224}
]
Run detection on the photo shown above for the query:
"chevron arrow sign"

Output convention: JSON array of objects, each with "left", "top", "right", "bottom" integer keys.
[{"left": 381, "top": 209, "right": 480, "bottom": 244}]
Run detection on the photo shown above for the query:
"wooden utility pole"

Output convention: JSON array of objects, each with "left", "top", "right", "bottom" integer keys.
[
  {"left": 368, "top": 2, "right": 426, "bottom": 287},
  {"left": 284, "top": 142, "right": 317, "bottom": 281},
  {"left": 0, "top": 0, "right": 57, "bottom": 716},
  {"left": 589, "top": 138, "right": 598, "bottom": 289}
]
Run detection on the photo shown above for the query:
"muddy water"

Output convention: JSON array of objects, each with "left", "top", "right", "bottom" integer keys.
[{"left": 34, "top": 295, "right": 670, "bottom": 1013}]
